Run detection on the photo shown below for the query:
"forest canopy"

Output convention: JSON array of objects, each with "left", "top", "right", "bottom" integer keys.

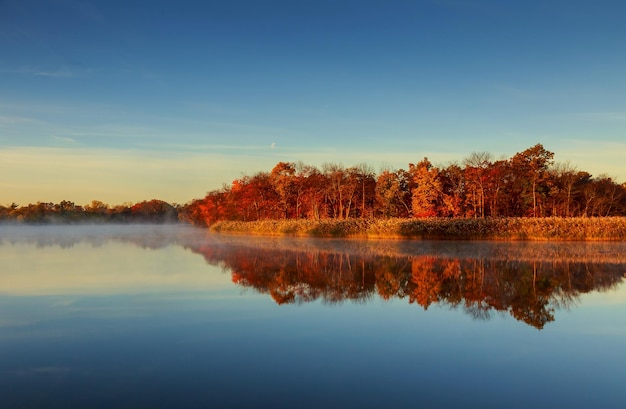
[{"left": 179, "top": 144, "right": 626, "bottom": 226}]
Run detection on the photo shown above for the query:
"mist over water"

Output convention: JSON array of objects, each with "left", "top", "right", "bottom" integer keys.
[{"left": 1, "top": 225, "right": 625, "bottom": 408}]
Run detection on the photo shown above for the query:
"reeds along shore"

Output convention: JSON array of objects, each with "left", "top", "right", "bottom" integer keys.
[{"left": 209, "top": 217, "right": 626, "bottom": 240}]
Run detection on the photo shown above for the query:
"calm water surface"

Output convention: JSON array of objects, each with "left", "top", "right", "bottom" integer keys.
[{"left": 1, "top": 225, "right": 625, "bottom": 409}]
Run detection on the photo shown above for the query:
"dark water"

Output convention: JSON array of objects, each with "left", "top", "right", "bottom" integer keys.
[{"left": 1, "top": 225, "right": 625, "bottom": 409}]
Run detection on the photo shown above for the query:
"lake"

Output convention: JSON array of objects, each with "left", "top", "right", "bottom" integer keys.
[{"left": 1, "top": 225, "right": 625, "bottom": 409}]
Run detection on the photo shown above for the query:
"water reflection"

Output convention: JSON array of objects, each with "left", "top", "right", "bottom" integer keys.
[
  {"left": 190, "top": 237, "right": 626, "bottom": 330},
  {"left": 2, "top": 225, "right": 625, "bottom": 329},
  {"left": 2, "top": 226, "right": 626, "bottom": 409}
]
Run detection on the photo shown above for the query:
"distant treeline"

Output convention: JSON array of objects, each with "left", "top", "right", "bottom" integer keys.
[
  {"left": 0, "top": 199, "right": 179, "bottom": 224},
  {"left": 180, "top": 144, "right": 626, "bottom": 226}
]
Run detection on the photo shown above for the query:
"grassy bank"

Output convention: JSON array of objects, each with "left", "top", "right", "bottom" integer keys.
[{"left": 209, "top": 217, "right": 626, "bottom": 240}]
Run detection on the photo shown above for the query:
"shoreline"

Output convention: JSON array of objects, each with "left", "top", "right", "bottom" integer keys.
[{"left": 209, "top": 217, "right": 626, "bottom": 241}]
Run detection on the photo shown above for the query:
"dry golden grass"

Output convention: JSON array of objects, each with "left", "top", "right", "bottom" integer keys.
[{"left": 209, "top": 217, "right": 626, "bottom": 241}]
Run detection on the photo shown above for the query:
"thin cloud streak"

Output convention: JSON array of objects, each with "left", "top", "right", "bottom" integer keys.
[
  {"left": 576, "top": 112, "right": 626, "bottom": 122},
  {"left": 133, "top": 142, "right": 284, "bottom": 152},
  {"left": 4, "top": 66, "right": 80, "bottom": 78},
  {"left": 0, "top": 97, "right": 308, "bottom": 148},
  {"left": 0, "top": 115, "right": 43, "bottom": 125},
  {"left": 53, "top": 136, "right": 77, "bottom": 144},
  {"left": 32, "top": 69, "right": 74, "bottom": 78}
]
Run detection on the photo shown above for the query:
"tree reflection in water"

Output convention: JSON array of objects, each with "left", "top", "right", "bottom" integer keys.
[
  {"left": 2, "top": 225, "right": 624, "bottom": 330},
  {"left": 191, "top": 239, "right": 625, "bottom": 330}
]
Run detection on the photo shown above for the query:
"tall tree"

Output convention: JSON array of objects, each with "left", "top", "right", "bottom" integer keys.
[
  {"left": 409, "top": 158, "right": 443, "bottom": 218},
  {"left": 546, "top": 162, "right": 578, "bottom": 217},
  {"left": 439, "top": 163, "right": 465, "bottom": 217},
  {"left": 352, "top": 163, "right": 377, "bottom": 218},
  {"left": 296, "top": 164, "right": 327, "bottom": 220},
  {"left": 323, "top": 163, "right": 361, "bottom": 219},
  {"left": 463, "top": 152, "right": 492, "bottom": 218},
  {"left": 375, "top": 169, "right": 410, "bottom": 218},
  {"left": 270, "top": 162, "right": 297, "bottom": 219},
  {"left": 509, "top": 144, "right": 554, "bottom": 217}
]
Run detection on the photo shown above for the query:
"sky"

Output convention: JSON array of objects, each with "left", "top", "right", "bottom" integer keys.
[{"left": 1, "top": 0, "right": 625, "bottom": 206}]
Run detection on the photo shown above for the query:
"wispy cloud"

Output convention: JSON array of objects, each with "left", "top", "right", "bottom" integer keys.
[
  {"left": 575, "top": 112, "right": 626, "bottom": 121},
  {"left": 0, "top": 115, "right": 42, "bottom": 125},
  {"left": 54, "top": 136, "right": 77, "bottom": 144},
  {"left": 33, "top": 69, "right": 74, "bottom": 78},
  {"left": 0, "top": 100, "right": 72, "bottom": 115},
  {"left": 8, "top": 66, "right": 77, "bottom": 78},
  {"left": 132, "top": 142, "right": 281, "bottom": 152}
]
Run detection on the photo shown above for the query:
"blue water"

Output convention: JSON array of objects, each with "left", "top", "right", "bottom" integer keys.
[{"left": 1, "top": 225, "right": 625, "bottom": 409}]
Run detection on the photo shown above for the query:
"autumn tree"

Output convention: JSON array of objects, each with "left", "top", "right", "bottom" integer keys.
[
  {"left": 270, "top": 162, "right": 297, "bottom": 219},
  {"left": 409, "top": 158, "right": 443, "bottom": 218},
  {"left": 179, "top": 197, "right": 210, "bottom": 226},
  {"left": 463, "top": 152, "right": 492, "bottom": 218},
  {"left": 84, "top": 200, "right": 110, "bottom": 220},
  {"left": 351, "top": 163, "right": 377, "bottom": 218},
  {"left": 485, "top": 159, "right": 508, "bottom": 217},
  {"left": 375, "top": 168, "right": 411, "bottom": 218},
  {"left": 509, "top": 144, "right": 554, "bottom": 217},
  {"left": 323, "top": 163, "right": 359, "bottom": 219},
  {"left": 130, "top": 199, "right": 178, "bottom": 222},
  {"left": 546, "top": 162, "right": 578, "bottom": 217},
  {"left": 579, "top": 175, "right": 625, "bottom": 217},
  {"left": 439, "top": 163, "right": 465, "bottom": 217},
  {"left": 296, "top": 164, "right": 327, "bottom": 220},
  {"left": 230, "top": 172, "right": 279, "bottom": 220}
]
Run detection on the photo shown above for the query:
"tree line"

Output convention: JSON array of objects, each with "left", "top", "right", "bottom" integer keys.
[
  {"left": 180, "top": 144, "right": 626, "bottom": 226},
  {"left": 3, "top": 144, "right": 624, "bottom": 226},
  {"left": 0, "top": 199, "right": 179, "bottom": 224}
]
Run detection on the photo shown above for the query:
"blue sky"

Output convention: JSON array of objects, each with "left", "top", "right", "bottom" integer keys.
[{"left": 1, "top": 0, "right": 625, "bottom": 205}]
